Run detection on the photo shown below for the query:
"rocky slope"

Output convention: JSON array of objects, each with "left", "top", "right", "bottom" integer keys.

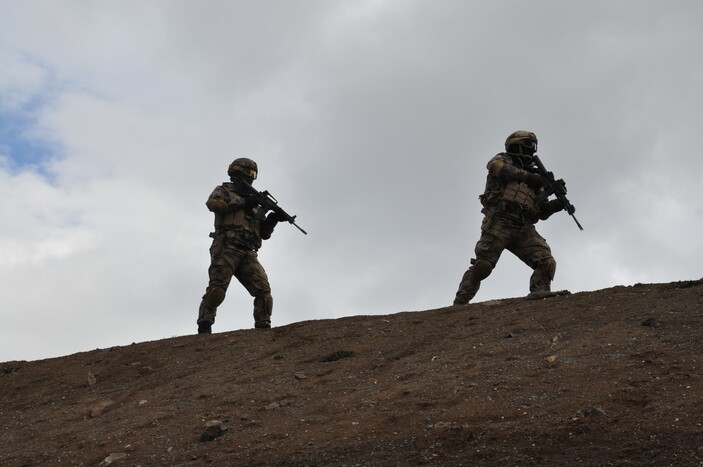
[{"left": 1, "top": 280, "right": 702, "bottom": 466}]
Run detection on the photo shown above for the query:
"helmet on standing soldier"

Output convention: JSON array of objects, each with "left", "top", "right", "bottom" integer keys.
[{"left": 228, "top": 157, "right": 258, "bottom": 180}]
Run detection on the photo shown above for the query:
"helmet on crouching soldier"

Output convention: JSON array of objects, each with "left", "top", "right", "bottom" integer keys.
[{"left": 505, "top": 130, "right": 538, "bottom": 159}]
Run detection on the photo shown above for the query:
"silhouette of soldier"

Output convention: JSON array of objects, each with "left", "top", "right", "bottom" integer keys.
[
  {"left": 454, "top": 131, "right": 565, "bottom": 304},
  {"left": 197, "top": 158, "right": 284, "bottom": 333}
]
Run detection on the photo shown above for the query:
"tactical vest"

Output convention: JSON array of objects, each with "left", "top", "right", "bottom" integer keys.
[
  {"left": 481, "top": 180, "right": 540, "bottom": 224},
  {"left": 501, "top": 181, "right": 538, "bottom": 214},
  {"left": 212, "top": 184, "right": 264, "bottom": 249},
  {"left": 216, "top": 208, "right": 262, "bottom": 237}
]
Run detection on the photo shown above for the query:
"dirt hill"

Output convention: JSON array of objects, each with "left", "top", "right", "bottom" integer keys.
[{"left": 1, "top": 280, "right": 702, "bottom": 466}]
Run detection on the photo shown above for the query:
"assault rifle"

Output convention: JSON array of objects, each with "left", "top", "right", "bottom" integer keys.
[
  {"left": 234, "top": 180, "right": 308, "bottom": 235},
  {"left": 530, "top": 155, "right": 583, "bottom": 231}
]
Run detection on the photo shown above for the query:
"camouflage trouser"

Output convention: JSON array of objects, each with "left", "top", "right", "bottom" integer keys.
[
  {"left": 197, "top": 240, "right": 272, "bottom": 327},
  {"left": 454, "top": 215, "right": 556, "bottom": 304}
]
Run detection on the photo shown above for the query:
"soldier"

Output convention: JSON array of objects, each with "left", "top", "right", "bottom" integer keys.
[
  {"left": 196, "top": 157, "right": 285, "bottom": 333},
  {"left": 454, "top": 131, "right": 565, "bottom": 305}
]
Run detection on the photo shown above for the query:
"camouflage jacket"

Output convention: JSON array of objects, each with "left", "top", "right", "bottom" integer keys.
[
  {"left": 479, "top": 153, "right": 558, "bottom": 224},
  {"left": 206, "top": 182, "right": 277, "bottom": 250}
]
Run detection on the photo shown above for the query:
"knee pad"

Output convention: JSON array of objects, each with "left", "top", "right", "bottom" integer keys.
[
  {"left": 469, "top": 259, "right": 494, "bottom": 282},
  {"left": 204, "top": 286, "right": 226, "bottom": 308}
]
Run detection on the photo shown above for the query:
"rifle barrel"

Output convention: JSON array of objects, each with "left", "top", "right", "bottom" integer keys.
[{"left": 572, "top": 214, "right": 584, "bottom": 231}]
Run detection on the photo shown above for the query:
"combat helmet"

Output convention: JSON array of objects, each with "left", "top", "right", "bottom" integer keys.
[
  {"left": 228, "top": 157, "right": 258, "bottom": 180},
  {"left": 505, "top": 130, "right": 538, "bottom": 155}
]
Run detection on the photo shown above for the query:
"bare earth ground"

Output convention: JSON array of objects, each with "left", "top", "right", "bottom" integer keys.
[{"left": 1, "top": 280, "right": 702, "bottom": 466}]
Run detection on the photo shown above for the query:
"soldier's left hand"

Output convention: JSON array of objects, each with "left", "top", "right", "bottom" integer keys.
[
  {"left": 261, "top": 212, "right": 276, "bottom": 224},
  {"left": 276, "top": 211, "right": 290, "bottom": 222},
  {"left": 547, "top": 199, "right": 564, "bottom": 213}
]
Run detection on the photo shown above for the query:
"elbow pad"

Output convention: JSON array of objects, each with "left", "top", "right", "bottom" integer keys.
[
  {"left": 487, "top": 159, "right": 505, "bottom": 178},
  {"left": 206, "top": 199, "right": 229, "bottom": 213},
  {"left": 490, "top": 161, "right": 530, "bottom": 183}
]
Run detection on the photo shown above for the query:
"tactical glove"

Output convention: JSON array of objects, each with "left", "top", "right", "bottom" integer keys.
[
  {"left": 243, "top": 193, "right": 259, "bottom": 209},
  {"left": 525, "top": 173, "right": 543, "bottom": 189},
  {"left": 547, "top": 199, "right": 565, "bottom": 213},
  {"left": 272, "top": 210, "right": 289, "bottom": 222}
]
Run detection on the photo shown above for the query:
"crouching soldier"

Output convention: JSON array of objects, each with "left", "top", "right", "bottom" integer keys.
[{"left": 454, "top": 131, "right": 566, "bottom": 305}]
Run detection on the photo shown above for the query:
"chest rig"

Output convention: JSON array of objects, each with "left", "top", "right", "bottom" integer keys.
[
  {"left": 213, "top": 183, "right": 266, "bottom": 250},
  {"left": 501, "top": 181, "right": 538, "bottom": 214}
]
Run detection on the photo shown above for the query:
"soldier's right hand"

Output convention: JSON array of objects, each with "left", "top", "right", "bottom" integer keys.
[
  {"left": 243, "top": 193, "right": 259, "bottom": 209},
  {"left": 525, "top": 173, "right": 543, "bottom": 189}
]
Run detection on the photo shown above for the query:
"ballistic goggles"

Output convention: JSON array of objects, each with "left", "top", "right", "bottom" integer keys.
[
  {"left": 234, "top": 166, "right": 257, "bottom": 180},
  {"left": 518, "top": 140, "right": 538, "bottom": 151}
]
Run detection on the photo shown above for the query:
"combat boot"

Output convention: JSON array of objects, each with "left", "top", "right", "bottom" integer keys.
[
  {"left": 197, "top": 321, "right": 212, "bottom": 334},
  {"left": 454, "top": 280, "right": 481, "bottom": 305},
  {"left": 254, "top": 320, "right": 271, "bottom": 329},
  {"left": 525, "top": 290, "right": 558, "bottom": 300}
]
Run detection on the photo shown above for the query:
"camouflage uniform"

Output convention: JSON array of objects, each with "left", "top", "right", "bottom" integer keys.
[
  {"left": 454, "top": 147, "right": 564, "bottom": 305},
  {"left": 197, "top": 160, "right": 279, "bottom": 332}
]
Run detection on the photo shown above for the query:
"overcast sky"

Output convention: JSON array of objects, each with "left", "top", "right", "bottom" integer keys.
[{"left": 2, "top": 0, "right": 702, "bottom": 362}]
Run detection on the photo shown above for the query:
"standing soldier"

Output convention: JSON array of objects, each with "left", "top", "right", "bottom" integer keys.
[
  {"left": 454, "top": 131, "right": 566, "bottom": 305},
  {"left": 197, "top": 157, "right": 284, "bottom": 333}
]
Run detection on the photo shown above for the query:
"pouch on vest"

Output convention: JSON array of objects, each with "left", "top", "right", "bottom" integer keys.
[
  {"left": 222, "top": 209, "right": 261, "bottom": 237},
  {"left": 501, "top": 181, "right": 538, "bottom": 213}
]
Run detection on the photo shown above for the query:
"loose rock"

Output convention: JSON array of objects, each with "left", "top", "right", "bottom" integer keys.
[
  {"left": 88, "top": 400, "right": 114, "bottom": 418},
  {"left": 200, "top": 420, "right": 227, "bottom": 442}
]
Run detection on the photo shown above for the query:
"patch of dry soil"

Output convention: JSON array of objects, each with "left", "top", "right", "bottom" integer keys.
[{"left": 1, "top": 280, "right": 702, "bottom": 465}]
